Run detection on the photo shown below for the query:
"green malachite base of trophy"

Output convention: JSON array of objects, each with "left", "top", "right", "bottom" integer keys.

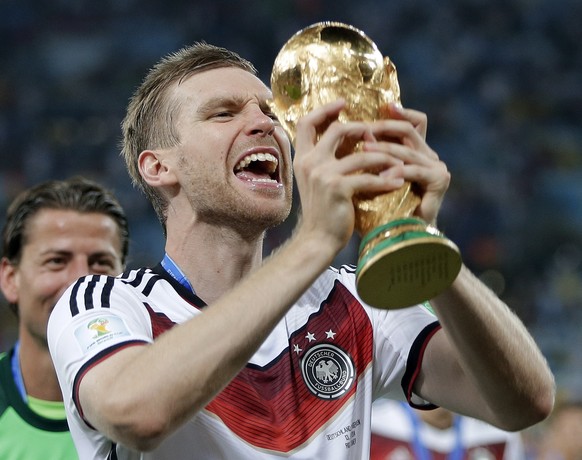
[{"left": 356, "top": 217, "right": 462, "bottom": 309}]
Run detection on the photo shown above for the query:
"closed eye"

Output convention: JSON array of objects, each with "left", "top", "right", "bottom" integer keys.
[
  {"left": 212, "top": 111, "right": 235, "bottom": 118},
  {"left": 265, "top": 111, "right": 280, "bottom": 122}
]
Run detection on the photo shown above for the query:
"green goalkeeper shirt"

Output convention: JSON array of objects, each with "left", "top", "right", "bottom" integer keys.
[{"left": 0, "top": 349, "right": 78, "bottom": 459}]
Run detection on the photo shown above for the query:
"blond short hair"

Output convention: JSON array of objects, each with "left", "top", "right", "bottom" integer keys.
[{"left": 121, "top": 42, "right": 257, "bottom": 232}]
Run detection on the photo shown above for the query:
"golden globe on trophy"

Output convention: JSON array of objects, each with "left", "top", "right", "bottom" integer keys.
[{"left": 269, "top": 22, "right": 462, "bottom": 309}]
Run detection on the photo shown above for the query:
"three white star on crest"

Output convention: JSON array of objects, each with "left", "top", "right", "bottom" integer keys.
[{"left": 293, "top": 329, "right": 337, "bottom": 355}]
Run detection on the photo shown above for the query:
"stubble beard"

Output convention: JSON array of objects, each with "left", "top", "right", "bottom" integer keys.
[{"left": 188, "top": 176, "right": 292, "bottom": 240}]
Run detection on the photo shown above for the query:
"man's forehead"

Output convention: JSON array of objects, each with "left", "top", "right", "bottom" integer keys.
[
  {"left": 175, "top": 67, "right": 272, "bottom": 102},
  {"left": 26, "top": 209, "right": 119, "bottom": 239},
  {"left": 24, "top": 212, "right": 123, "bottom": 254}
]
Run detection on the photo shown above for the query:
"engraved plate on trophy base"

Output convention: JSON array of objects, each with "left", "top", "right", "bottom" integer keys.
[{"left": 356, "top": 218, "right": 462, "bottom": 309}]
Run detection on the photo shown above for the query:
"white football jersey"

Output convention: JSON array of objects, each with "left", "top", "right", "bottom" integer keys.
[{"left": 48, "top": 263, "right": 439, "bottom": 459}]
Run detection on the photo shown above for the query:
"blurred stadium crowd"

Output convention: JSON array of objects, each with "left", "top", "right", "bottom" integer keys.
[{"left": 1, "top": 0, "right": 581, "bottom": 399}]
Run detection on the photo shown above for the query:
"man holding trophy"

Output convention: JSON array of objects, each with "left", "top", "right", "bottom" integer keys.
[{"left": 48, "top": 23, "right": 554, "bottom": 459}]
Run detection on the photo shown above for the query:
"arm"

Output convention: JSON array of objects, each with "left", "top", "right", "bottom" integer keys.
[
  {"left": 80, "top": 233, "right": 337, "bottom": 450},
  {"left": 371, "top": 105, "right": 554, "bottom": 429},
  {"left": 416, "top": 267, "right": 555, "bottom": 431},
  {"left": 78, "top": 100, "right": 407, "bottom": 450}
]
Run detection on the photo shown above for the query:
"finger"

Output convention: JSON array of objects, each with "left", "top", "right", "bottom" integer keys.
[
  {"left": 334, "top": 151, "right": 405, "bottom": 176},
  {"left": 343, "top": 169, "right": 406, "bottom": 195},
  {"left": 362, "top": 141, "right": 450, "bottom": 196},
  {"left": 311, "top": 167, "right": 406, "bottom": 199},
  {"left": 399, "top": 161, "right": 451, "bottom": 198},
  {"left": 386, "top": 104, "right": 427, "bottom": 139},
  {"left": 379, "top": 162, "right": 405, "bottom": 182},
  {"left": 315, "top": 120, "right": 379, "bottom": 160},
  {"left": 364, "top": 139, "right": 439, "bottom": 163},
  {"left": 368, "top": 119, "right": 427, "bottom": 151},
  {"left": 294, "top": 99, "right": 346, "bottom": 153}
]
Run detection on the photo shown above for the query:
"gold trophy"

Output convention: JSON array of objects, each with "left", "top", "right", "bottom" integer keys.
[{"left": 269, "top": 22, "right": 462, "bottom": 309}]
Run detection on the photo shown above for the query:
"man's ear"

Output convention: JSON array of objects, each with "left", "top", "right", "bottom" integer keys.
[
  {"left": 138, "top": 150, "right": 178, "bottom": 187},
  {"left": 0, "top": 258, "right": 19, "bottom": 304}
]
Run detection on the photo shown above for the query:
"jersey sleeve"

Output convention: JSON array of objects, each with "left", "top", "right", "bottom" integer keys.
[
  {"left": 335, "top": 266, "right": 440, "bottom": 406},
  {"left": 48, "top": 274, "right": 154, "bottom": 422}
]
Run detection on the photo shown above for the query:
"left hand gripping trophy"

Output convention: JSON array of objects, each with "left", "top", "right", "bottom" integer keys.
[{"left": 269, "top": 22, "right": 462, "bottom": 309}]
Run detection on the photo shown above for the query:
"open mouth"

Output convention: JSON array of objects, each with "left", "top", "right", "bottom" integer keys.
[{"left": 234, "top": 152, "right": 280, "bottom": 184}]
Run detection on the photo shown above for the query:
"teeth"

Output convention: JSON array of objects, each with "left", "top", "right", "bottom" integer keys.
[
  {"left": 247, "top": 177, "right": 278, "bottom": 184},
  {"left": 235, "top": 152, "right": 278, "bottom": 173}
]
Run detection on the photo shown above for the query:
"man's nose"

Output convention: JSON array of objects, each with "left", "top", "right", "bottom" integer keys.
[
  {"left": 246, "top": 108, "right": 275, "bottom": 136},
  {"left": 67, "top": 259, "right": 92, "bottom": 283}
]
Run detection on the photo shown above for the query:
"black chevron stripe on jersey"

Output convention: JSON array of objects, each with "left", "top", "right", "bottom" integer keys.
[
  {"left": 119, "top": 267, "right": 164, "bottom": 297},
  {"left": 120, "top": 266, "right": 146, "bottom": 287},
  {"left": 84, "top": 275, "right": 99, "bottom": 310},
  {"left": 68, "top": 268, "right": 164, "bottom": 317},
  {"left": 101, "top": 276, "right": 115, "bottom": 309},
  {"left": 69, "top": 277, "right": 84, "bottom": 316}
]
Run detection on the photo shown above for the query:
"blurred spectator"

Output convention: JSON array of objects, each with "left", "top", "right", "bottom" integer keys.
[
  {"left": 0, "top": 177, "right": 128, "bottom": 459},
  {"left": 523, "top": 397, "right": 582, "bottom": 460},
  {"left": 371, "top": 398, "right": 525, "bottom": 459}
]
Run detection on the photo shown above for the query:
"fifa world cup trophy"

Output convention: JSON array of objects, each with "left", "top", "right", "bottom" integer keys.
[{"left": 269, "top": 22, "right": 462, "bottom": 308}]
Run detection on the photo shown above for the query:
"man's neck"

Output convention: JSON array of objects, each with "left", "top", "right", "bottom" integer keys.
[
  {"left": 18, "top": 333, "right": 63, "bottom": 401},
  {"left": 165, "top": 224, "right": 265, "bottom": 304},
  {"left": 418, "top": 408, "right": 455, "bottom": 430}
]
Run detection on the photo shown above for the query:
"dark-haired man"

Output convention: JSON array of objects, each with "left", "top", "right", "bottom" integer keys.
[{"left": 0, "top": 177, "right": 128, "bottom": 459}]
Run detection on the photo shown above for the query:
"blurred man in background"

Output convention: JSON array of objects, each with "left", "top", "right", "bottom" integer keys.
[
  {"left": 527, "top": 397, "right": 582, "bottom": 460},
  {"left": 370, "top": 398, "right": 526, "bottom": 459},
  {"left": 0, "top": 177, "right": 128, "bottom": 459}
]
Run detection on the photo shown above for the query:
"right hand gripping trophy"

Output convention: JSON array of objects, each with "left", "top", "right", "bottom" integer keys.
[{"left": 270, "top": 22, "right": 462, "bottom": 309}]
